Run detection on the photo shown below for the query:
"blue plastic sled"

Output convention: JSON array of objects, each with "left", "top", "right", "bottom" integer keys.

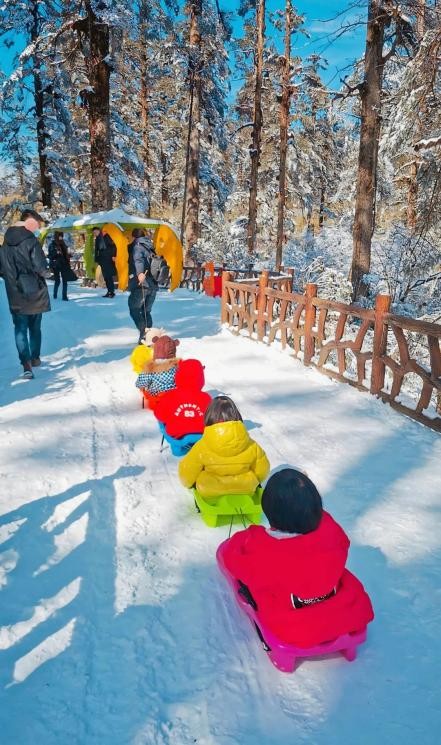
[{"left": 158, "top": 421, "right": 202, "bottom": 457}]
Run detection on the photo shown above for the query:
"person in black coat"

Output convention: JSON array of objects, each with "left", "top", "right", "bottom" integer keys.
[
  {"left": 48, "top": 231, "right": 71, "bottom": 301},
  {"left": 93, "top": 227, "right": 117, "bottom": 297},
  {"left": 127, "top": 229, "right": 158, "bottom": 343},
  {"left": 0, "top": 208, "right": 50, "bottom": 379}
]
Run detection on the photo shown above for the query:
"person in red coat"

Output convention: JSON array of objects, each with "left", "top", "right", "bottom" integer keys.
[
  {"left": 154, "top": 359, "right": 212, "bottom": 438},
  {"left": 221, "top": 468, "right": 374, "bottom": 647}
]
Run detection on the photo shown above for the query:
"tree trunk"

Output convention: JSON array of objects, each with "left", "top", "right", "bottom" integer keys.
[
  {"left": 85, "top": 1, "right": 112, "bottom": 211},
  {"left": 160, "top": 147, "right": 169, "bottom": 207},
  {"left": 407, "top": 0, "right": 425, "bottom": 231},
  {"left": 351, "top": 0, "right": 387, "bottom": 299},
  {"left": 318, "top": 180, "right": 326, "bottom": 229},
  {"left": 247, "top": 0, "right": 265, "bottom": 255},
  {"left": 140, "top": 2, "right": 151, "bottom": 215},
  {"left": 207, "top": 132, "right": 214, "bottom": 220},
  {"left": 275, "top": 0, "right": 291, "bottom": 269},
  {"left": 184, "top": 0, "right": 202, "bottom": 255},
  {"left": 407, "top": 159, "right": 418, "bottom": 230},
  {"left": 30, "top": 0, "right": 52, "bottom": 209}
]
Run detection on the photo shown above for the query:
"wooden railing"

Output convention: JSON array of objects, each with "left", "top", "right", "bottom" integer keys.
[
  {"left": 179, "top": 264, "right": 294, "bottom": 293},
  {"left": 221, "top": 270, "right": 441, "bottom": 432}
]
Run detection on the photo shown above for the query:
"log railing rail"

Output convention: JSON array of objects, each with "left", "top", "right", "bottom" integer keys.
[{"left": 220, "top": 270, "right": 441, "bottom": 432}]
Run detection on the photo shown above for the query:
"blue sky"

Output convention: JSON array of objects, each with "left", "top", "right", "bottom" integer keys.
[
  {"left": 1, "top": 1, "right": 366, "bottom": 87},
  {"left": 226, "top": 0, "right": 367, "bottom": 91}
]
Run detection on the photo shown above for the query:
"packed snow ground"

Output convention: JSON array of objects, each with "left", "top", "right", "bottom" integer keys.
[{"left": 0, "top": 283, "right": 440, "bottom": 745}]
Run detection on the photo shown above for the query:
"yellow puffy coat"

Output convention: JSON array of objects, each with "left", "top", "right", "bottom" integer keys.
[{"left": 178, "top": 421, "right": 270, "bottom": 498}]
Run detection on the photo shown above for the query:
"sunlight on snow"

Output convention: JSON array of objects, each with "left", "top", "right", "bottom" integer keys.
[
  {"left": 34, "top": 513, "right": 89, "bottom": 576},
  {"left": 8, "top": 618, "right": 77, "bottom": 686},
  {"left": 41, "top": 492, "right": 90, "bottom": 533},
  {"left": 0, "top": 578, "right": 81, "bottom": 650},
  {"left": 353, "top": 442, "right": 441, "bottom": 565}
]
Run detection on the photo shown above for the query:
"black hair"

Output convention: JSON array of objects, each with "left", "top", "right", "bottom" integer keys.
[
  {"left": 262, "top": 468, "right": 323, "bottom": 534},
  {"left": 54, "top": 231, "right": 64, "bottom": 240},
  {"left": 204, "top": 395, "right": 243, "bottom": 426},
  {"left": 132, "top": 228, "right": 145, "bottom": 239},
  {"left": 20, "top": 208, "right": 44, "bottom": 223}
]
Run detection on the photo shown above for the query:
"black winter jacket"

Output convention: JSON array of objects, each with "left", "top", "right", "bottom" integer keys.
[
  {"left": 132, "top": 237, "right": 157, "bottom": 291},
  {"left": 0, "top": 226, "right": 51, "bottom": 315},
  {"left": 48, "top": 240, "right": 70, "bottom": 275},
  {"left": 94, "top": 233, "right": 116, "bottom": 266}
]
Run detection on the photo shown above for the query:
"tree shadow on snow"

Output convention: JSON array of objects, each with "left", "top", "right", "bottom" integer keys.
[{"left": 0, "top": 463, "right": 267, "bottom": 744}]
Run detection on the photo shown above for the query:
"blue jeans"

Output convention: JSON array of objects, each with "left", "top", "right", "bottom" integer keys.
[
  {"left": 53, "top": 269, "right": 68, "bottom": 299},
  {"left": 11, "top": 313, "right": 42, "bottom": 365}
]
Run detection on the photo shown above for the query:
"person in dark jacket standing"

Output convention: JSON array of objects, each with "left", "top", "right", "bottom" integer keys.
[
  {"left": 92, "top": 227, "right": 117, "bottom": 298},
  {"left": 48, "top": 231, "right": 71, "bottom": 301},
  {"left": 0, "top": 209, "right": 50, "bottom": 379},
  {"left": 127, "top": 229, "right": 158, "bottom": 343}
]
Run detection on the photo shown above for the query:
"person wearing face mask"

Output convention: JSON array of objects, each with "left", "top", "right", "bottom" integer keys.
[{"left": 0, "top": 208, "right": 51, "bottom": 379}]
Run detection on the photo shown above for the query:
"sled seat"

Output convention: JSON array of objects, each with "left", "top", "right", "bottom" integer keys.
[
  {"left": 192, "top": 487, "right": 263, "bottom": 528},
  {"left": 216, "top": 539, "right": 368, "bottom": 673},
  {"left": 158, "top": 421, "right": 202, "bottom": 457}
]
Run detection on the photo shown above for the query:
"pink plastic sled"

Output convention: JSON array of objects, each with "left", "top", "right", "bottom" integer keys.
[{"left": 216, "top": 540, "right": 367, "bottom": 673}]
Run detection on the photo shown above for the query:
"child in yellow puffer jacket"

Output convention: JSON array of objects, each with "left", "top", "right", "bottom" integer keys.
[{"left": 178, "top": 395, "right": 270, "bottom": 499}]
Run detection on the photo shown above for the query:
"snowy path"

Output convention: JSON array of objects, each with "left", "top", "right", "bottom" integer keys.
[{"left": 0, "top": 283, "right": 440, "bottom": 745}]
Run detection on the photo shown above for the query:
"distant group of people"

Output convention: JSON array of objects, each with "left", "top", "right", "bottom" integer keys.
[{"left": 0, "top": 213, "right": 162, "bottom": 379}]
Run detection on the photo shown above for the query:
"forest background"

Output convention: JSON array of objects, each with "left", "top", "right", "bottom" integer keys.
[{"left": 0, "top": 0, "right": 440, "bottom": 317}]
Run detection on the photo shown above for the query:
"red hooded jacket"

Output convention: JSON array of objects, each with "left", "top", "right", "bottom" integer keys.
[
  {"left": 154, "top": 359, "right": 212, "bottom": 438},
  {"left": 221, "top": 512, "right": 374, "bottom": 647}
]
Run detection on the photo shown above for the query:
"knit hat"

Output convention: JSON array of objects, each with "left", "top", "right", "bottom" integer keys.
[
  {"left": 143, "top": 327, "right": 165, "bottom": 347},
  {"left": 153, "top": 335, "right": 180, "bottom": 360},
  {"left": 130, "top": 344, "right": 153, "bottom": 373}
]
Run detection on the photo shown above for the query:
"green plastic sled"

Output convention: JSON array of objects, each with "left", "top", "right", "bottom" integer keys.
[{"left": 191, "top": 487, "right": 263, "bottom": 528}]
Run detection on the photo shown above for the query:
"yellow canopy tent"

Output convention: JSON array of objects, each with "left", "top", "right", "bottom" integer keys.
[{"left": 41, "top": 208, "right": 183, "bottom": 291}]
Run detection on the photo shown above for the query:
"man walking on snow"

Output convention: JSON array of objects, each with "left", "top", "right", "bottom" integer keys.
[
  {"left": 0, "top": 208, "right": 50, "bottom": 379},
  {"left": 128, "top": 229, "right": 158, "bottom": 344},
  {"left": 93, "top": 227, "right": 117, "bottom": 298}
]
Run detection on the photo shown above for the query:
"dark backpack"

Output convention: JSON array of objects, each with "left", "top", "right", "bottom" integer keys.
[{"left": 149, "top": 252, "right": 170, "bottom": 286}]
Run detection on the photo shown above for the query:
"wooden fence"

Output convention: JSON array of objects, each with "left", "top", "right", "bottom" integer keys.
[
  {"left": 179, "top": 263, "right": 294, "bottom": 294},
  {"left": 220, "top": 269, "right": 441, "bottom": 433}
]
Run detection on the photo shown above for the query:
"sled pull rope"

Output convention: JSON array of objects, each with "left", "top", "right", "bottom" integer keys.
[
  {"left": 238, "top": 507, "right": 247, "bottom": 529},
  {"left": 141, "top": 284, "right": 148, "bottom": 333}
]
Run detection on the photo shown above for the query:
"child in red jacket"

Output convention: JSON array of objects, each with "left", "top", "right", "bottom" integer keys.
[
  {"left": 154, "top": 359, "right": 212, "bottom": 438},
  {"left": 221, "top": 468, "right": 374, "bottom": 647}
]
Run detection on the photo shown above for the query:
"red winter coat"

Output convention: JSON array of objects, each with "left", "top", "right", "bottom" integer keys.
[
  {"left": 154, "top": 359, "right": 212, "bottom": 438},
  {"left": 221, "top": 512, "right": 374, "bottom": 647}
]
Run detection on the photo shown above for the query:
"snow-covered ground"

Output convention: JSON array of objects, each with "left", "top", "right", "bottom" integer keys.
[{"left": 0, "top": 283, "right": 440, "bottom": 745}]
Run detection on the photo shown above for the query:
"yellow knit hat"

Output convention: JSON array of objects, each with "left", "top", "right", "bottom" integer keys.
[{"left": 130, "top": 344, "right": 153, "bottom": 373}]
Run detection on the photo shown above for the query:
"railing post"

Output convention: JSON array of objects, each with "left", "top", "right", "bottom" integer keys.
[
  {"left": 303, "top": 283, "right": 318, "bottom": 365},
  {"left": 221, "top": 271, "right": 232, "bottom": 325},
  {"left": 286, "top": 267, "right": 294, "bottom": 293},
  {"left": 257, "top": 270, "right": 269, "bottom": 341},
  {"left": 370, "top": 294, "right": 392, "bottom": 395}
]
